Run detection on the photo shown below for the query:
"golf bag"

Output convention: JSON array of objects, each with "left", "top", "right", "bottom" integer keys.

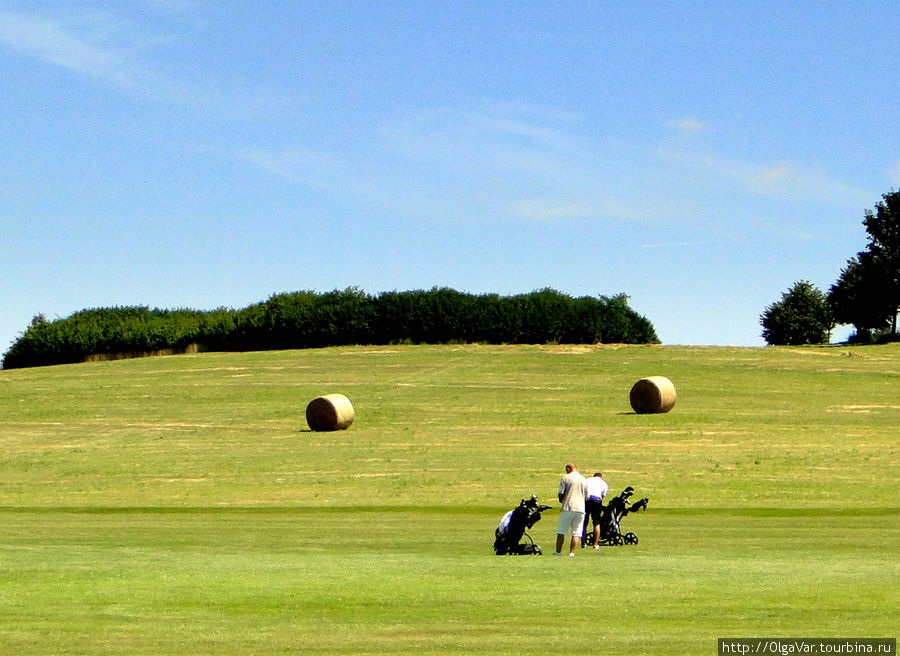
[
  {"left": 493, "top": 495, "right": 552, "bottom": 555},
  {"left": 584, "top": 486, "right": 649, "bottom": 547}
]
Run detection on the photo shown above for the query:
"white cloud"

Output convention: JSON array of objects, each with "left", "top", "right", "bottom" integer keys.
[
  {"left": 138, "top": 0, "right": 197, "bottom": 15},
  {"left": 242, "top": 148, "right": 344, "bottom": 192},
  {"left": 383, "top": 106, "right": 583, "bottom": 181},
  {"left": 639, "top": 239, "right": 721, "bottom": 249},
  {"left": 242, "top": 102, "right": 877, "bottom": 234},
  {"left": 0, "top": 8, "right": 273, "bottom": 115},
  {"left": 504, "top": 199, "right": 608, "bottom": 222},
  {"left": 758, "top": 163, "right": 795, "bottom": 182},
  {"left": 890, "top": 160, "right": 900, "bottom": 186},
  {"left": 0, "top": 9, "right": 121, "bottom": 79},
  {"left": 659, "top": 146, "right": 873, "bottom": 210},
  {"left": 241, "top": 105, "right": 627, "bottom": 225},
  {"left": 666, "top": 118, "right": 708, "bottom": 135},
  {"left": 0, "top": 8, "right": 188, "bottom": 104},
  {"left": 373, "top": 105, "right": 643, "bottom": 223}
]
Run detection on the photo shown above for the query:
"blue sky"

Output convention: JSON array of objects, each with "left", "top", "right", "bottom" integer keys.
[{"left": 2, "top": 1, "right": 898, "bottom": 356}]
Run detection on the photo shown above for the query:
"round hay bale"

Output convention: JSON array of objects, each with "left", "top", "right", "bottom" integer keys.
[
  {"left": 306, "top": 394, "right": 355, "bottom": 431},
  {"left": 629, "top": 376, "right": 677, "bottom": 414}
]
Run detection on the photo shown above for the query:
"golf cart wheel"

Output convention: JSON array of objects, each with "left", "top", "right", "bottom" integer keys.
[
  {"left": 612, "top": 535, "right": 625, "bottom": 546},
  {"left": 624, "top": 532, "right": 638, "bottom": 545}
]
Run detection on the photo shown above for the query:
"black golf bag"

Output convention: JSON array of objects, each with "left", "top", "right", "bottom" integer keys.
[
  {"left": 584, "top": 486, "right": 649, "bottom": 547},
  {"left": 493, "top": 495, "right": 552, "bottom": 555}
]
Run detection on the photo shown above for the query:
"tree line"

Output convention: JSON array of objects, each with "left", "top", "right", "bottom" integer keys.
[
  {"left": 761, "top": 191, "right": 900, "bottom": 345},
  {"left": 2, "top": 287, "right": 659, "bottom": 369}
]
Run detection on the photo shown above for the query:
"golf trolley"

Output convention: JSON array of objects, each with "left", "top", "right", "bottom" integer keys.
[
  {"left": 493, "top": 495, "right": 553, "bottom": 555},
  {"left": 584, "top": 486, "right": 649, "bottom": 547}
]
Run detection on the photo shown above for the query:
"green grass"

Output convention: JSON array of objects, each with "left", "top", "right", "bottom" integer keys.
[{"left": 1, "top": 344, "right": 897, "bottom": 654}]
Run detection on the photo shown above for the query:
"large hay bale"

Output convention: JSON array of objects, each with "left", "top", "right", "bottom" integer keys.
[
  {"left": 629, "top": 376, "right": 677, "bottom": 414},
  {"left": 306, "top": 393, "right": 355, "bottom": 431}
]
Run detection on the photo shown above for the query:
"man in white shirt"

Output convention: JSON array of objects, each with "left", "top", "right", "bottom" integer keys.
[
  {"left": 554, "top": 463, "right": 589, "bottom": 556},
  {"left": 583, "top": 472, "right": 609, "bottom": 549}
]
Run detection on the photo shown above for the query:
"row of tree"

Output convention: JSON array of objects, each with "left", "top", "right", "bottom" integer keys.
[
  {"left": 2, "top": 287, "right": 659, "bottom": 369},
  {"left": 761, "top": 191, "right": 900, "bottom": 345}
]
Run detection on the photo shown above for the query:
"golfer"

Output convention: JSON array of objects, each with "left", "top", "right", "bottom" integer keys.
[
  {"left": 583, "top": 472, "right": 609, "bottom": 549},
  {"left": 554, "top": 463, "right": 588, "bottom": 556}
]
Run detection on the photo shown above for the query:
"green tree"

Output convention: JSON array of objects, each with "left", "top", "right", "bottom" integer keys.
[
  {"left": 825, "top": 191, "right": 900, "bottom": 340},
  {"left": 761, "top": 281, "right": 832, "bottom": 345},
  {"left": 827, "top": 252, "right": 891, "bottom": 342},
  {"left": 860, "top": 191, "right": 900, "bottom": 334}
]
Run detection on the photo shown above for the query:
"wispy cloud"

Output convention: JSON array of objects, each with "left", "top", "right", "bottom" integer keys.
[
  {"left": 0, "top": 9, "right": 124, "bottom": 80},
  {"left": 504, "top": 199, "right": 611, "bottom": 222},
  {"left": 242, "top": 103, "right": 877, "bottom": 232},
  {"left": 242, "top": 105, "right": 639, "bottom": 225},
  {"left": 138, "top": 0, "right": 198, "bottom": 15},
  {"left": 242, "top": 148, "right": 350, "bottom": 194},
  {"left": 666, "top": 118, "right": 708, "bottom": 135},
  {"left": 659, "top": 145, "right": 873, "bottom": 210},
  {"left": 639, "top": 239, "right": 723, "bottom": 249},
  {"left": 890, "top": 161, "right": 900, "bottom": 187},
  {"left": 0, "top": 7, "right": 273, "bottom": 115},
  {"left": 658, "top": 117, "right": 874, "bottom": 210}
]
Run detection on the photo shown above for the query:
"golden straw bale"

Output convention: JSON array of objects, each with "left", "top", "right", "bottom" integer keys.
[
  {"left": 306, "top": 394, "right": 355, "bottom": 431},
  {"left": 629, "top": 376, "right": 677, "bottom": 414}
]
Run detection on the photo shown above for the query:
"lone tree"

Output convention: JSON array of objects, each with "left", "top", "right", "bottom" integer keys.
[
  {"left": 827, "top": 191, "right": 900, "bottom": 339},
  {"left": 761, "top": 280, "right": 832, "bottom": 345}
]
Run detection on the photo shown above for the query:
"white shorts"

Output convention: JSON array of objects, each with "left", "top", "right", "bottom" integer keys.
[{"left": 557, "top": 510, "right": 585, "bottom": 537}]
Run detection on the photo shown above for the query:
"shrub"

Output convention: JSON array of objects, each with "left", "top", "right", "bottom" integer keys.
[{"left": 2, "top": 288, "right": 659, "bottom": 368}]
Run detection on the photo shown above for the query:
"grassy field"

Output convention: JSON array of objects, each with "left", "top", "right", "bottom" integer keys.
[{"left": 1, "top": 344, "right": 897, "bottom": 654}]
